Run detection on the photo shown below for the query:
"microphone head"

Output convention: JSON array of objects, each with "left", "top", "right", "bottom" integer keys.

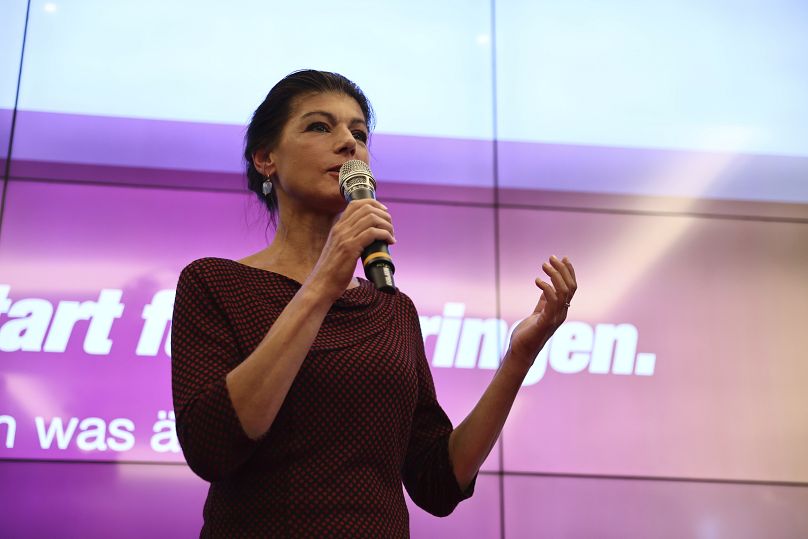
[{"left": 339, "top": 160, "right": 376, "bottom": 201}]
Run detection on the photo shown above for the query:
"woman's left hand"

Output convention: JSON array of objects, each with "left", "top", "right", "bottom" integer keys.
[
  {"left": 506, "top": 255, "right": 577, "bottom": 370},
  {"left": 448, "top": 255, "right": 577, "bottom": 486}
]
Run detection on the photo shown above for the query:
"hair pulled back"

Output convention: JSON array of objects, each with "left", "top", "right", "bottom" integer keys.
[{"left": 244, "top": 69, "right": 375, "bottom": 225}]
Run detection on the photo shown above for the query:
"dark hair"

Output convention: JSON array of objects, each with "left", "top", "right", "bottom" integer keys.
[{"left": 244, "top": 69, "right": 375, "bottom": 225}]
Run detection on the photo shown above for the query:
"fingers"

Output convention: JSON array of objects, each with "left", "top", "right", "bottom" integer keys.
[
  {"left": 343, "top": 198, "right": 391, "bottom": 224},
  {"left": 339, "top": 199, "right": 395, "bottom": 244},
  {"left": 330, "top": 199, "right": 396, "bottom": 260},
  {"left": 550, "top": 256, "right": 573, "bottom": 289},
  {"left": 562, "top": 256, "right": 576, "bottom": 284},
  {"left": 537, "top": 255, "right": 577, "bottom": 312},
  {"left": 542, "top": 259, "right": 569, "bottom": 300},
  {"left": 549, "top": 255, "right": 577, "bottom": 302},
  {"left": 356, "top": 227, "right": 396, "bottom": 249},
  {"left": 353, "top": 212, "right": 395, "bottom": 241},
  {"left": 534, "top": 278, "right": 557, "bottom": 304}
]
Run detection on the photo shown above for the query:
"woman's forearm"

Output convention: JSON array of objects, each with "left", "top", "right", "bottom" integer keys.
[
  {"left": 448, "top": 256, "right": 577, "bottom": 489},
  {"left": 448, "top": 351, "right": 531, "bottom": 490},
  {"left": 225, "top": 278, "right": 337, "bottom": 440}
]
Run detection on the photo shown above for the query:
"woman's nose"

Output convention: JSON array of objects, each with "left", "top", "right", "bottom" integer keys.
[{"left": 335, "top": 127, "right": 357, "bottom": 155}]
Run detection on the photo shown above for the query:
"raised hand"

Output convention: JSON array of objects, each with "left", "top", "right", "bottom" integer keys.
[
  {"left": 308, "top": 199, "right": 395, "bottom": 300},
  {"left": 507, "top": 255, "right": 577, "bottom": 368}
]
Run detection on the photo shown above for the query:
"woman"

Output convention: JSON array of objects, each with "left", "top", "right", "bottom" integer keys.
[{"left": 171, "top": 70, "right": 577, "bottom": 537}]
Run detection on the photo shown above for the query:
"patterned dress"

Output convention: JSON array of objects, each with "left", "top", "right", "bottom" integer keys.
[{"left": 171, "top": 258, "right": 475, "bottom": 537}]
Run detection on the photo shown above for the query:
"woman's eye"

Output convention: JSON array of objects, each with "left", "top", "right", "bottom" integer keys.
[
  {"left": 307, "top": 122, "right": 329, "bottom": 133},
  {"left": 353, "top": 131, "right": 368, "bottom": 143}
]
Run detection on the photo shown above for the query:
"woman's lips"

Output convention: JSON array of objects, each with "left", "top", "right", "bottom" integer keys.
[{"left": 327, "top": 165, "right": 344, "bottom": 179}]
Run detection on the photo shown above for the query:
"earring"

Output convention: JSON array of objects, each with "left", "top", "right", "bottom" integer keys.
[{"left": 262, "top": 178, "right": 273, "bottom": 196}]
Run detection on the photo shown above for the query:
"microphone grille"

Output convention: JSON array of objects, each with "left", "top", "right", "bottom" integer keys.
[{"left": 339, "top": 159, "right": 376, "bottom": 199}]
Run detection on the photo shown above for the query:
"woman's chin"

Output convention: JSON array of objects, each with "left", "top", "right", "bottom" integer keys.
[{"left": 315, "top": 192, "right": 349, "bottom": 215}]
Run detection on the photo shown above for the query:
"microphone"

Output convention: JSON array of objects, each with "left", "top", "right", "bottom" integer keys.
[{"left": 339, "top": 160, "right": 396, "bottom": 292}]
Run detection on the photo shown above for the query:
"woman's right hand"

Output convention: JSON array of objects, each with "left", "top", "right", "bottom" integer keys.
[{"left": 306, "top": 199, "right": 396, "bottom": 301}]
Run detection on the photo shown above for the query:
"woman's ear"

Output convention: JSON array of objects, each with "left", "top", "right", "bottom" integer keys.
[{"left": 252, "top": 147, "right": 276, "bottom": 178}]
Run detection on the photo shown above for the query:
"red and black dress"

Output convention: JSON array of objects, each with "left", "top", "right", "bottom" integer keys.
[{"left": 171, "top": 257, "right": 475, "bottom": 537}]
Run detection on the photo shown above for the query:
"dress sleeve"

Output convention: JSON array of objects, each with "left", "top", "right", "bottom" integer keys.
[
  {"left": 401, "top": 296, "right": 477, "bottom": 516},
  {"left": 171, "top": 261, "right": 260, "bottom": 482}
]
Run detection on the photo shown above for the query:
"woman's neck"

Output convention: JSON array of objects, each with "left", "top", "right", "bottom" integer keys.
[{"left": 247, "top": 206, "right": 339, "bottom": 284}]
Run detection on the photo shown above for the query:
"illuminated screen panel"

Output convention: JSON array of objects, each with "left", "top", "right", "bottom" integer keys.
[
  {"left": 0, "top": 461, "right": 207, "bottom": 538},
  {"left": 0, "top": 182, "right": 500, "bottom": 471},
  {"left": 495, "top": 141, "right": 808, "bottom": 221},
  {"left": 0, "top": 0, "right": 27, "bottom": 170},
  {"left": 503, "top": 475, "right": 808, "bottom": 537},
  {"left": 17, "top": 1, "right": 492, "bottom": 137},
  {"left": 0, "top": 0, "right": 26, "bottom": 109},
  {"left": 496, "top": 207, "right": 808, "bottom": 482},
  {"left": 11, "top": 0, "right": 494, "bottom": 201},
  {"left": 495, "top": 0, "right": 808, "bottom": 206},
  {"left": 496, "top": 0, "right": 808, "bottom": 157}
]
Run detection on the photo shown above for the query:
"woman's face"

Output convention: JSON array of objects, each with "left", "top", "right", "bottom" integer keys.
[{"left": 263, "top": 91, "right": 370, "bottom": 215}]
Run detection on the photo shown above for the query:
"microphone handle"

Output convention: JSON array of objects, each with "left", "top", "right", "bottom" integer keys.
[{"left": 348, "top": 188, "right": 396, "bottom": 292}]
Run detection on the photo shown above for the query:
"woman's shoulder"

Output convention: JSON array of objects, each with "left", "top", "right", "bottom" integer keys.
[
  {"left": 181, "top": 256, "right": 240, "bottom": 271},
  {"left": 179, "top": 257, "right": 242, "bottom": 282},
  {"left": 177, "top": 257, "right": 278, "bottom": 293},
  {"left": 177, "top": 257, "right": 299, "bottom": 299}
]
